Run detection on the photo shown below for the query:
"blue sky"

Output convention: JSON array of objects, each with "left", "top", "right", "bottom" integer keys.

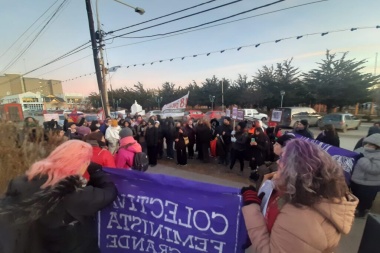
[{"left": 0, "top": 0, "right": 379, "bottom": 95}]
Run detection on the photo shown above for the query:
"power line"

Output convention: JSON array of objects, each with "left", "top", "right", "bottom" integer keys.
[
  {"left": 107, "top": 0, "right": 328, "bottom": 50},
  {"left": 0, "top": 0, "right": 60, "bottom": 60},
  {"left": 105, "top": 0, "right": 262, "bottom": 40},
  {"left": 61, "top": 25, "right": 379, "bottom": 83},
  {"left": 0, "top": 0, "right": 70, "bottom": 74},
  {"left": 0, "top": 41, "right": 91, "bottom": 87},
  {"left": 109, "top": 0, "right": 218, "bottom": 34},
  {"left": 110, "top": 0, "right": 286, "bottom": 40}
]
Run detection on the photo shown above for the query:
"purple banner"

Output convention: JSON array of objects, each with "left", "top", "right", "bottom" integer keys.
[
  {"left": 295, "top": 135, "right": 361, "bottom": 184},
  {"left": 98, "top": 168, "right": 247, "bottom": 253}
]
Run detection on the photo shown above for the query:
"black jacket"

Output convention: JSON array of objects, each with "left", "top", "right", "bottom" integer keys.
[
  {"left": 294, "top": 128, "right": 314, "bottom": 139},
  {"left": 145, "top": 126, "right": 158, "bottom": 146},
  {"left": 174, "top": 127, "right": 188, "bottom": 150},
  {"left": 232, "top": 131, "right": 249, "bottom": 151},
  {"left": 196, "top": 124, "right": 212, "bottom": 144},
  {"left": 185, "top": 125, "right": 196, "bottom": 144},
  {"left": 216, "top": 124, "right": 233, "bottom": 145},
  {"left": 316, "top": 131, "right": 340, "bottom": 147},
  {"left": 0, "top": 163, "right": 117, "bottom": 253}
]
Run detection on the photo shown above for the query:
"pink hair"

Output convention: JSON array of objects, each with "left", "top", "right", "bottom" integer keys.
[{"left": 26, "top": 140, "right": 93, "bottom": 188}]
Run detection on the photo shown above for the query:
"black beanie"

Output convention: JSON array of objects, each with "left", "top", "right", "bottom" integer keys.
[
  {"left": 238, "top": 121, "right": 247, "bottom": 129},
  {"left": 300, "top": 119, "right": 309, "bottom": 127},
  {"left": 276, "top": 133, "right": 296, "bottom": 147}
]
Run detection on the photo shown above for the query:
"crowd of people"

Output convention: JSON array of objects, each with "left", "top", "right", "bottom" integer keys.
[{"left": 0, "top": 113, "right": 379, "bottom": 253}]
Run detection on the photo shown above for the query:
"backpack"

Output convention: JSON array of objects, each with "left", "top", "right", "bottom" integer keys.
[
  {"left": 133, "top": 152, "right": 149, "bottom": 172},
  {"left": 120, "top": 143, "right": 149, "bottom": 172}
]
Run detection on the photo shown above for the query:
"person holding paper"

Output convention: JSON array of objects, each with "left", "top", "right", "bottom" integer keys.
[{"left": 241, "top": 139, "right": 358, "bottom": 253}]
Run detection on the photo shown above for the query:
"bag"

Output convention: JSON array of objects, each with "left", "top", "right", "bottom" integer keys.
[
  {"left": 132, "top": 152, "right": 149, "bottom": 172},
  {"left": 210, "top": 139, "right": 217, "bottom": 157},
  {"left": 183, "top": 136, "right": 189, "bottom": 145},
  {"left": 119, "top": 143, "right": 149, "bottom": 172}
]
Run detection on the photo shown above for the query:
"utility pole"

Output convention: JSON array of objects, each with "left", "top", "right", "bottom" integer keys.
[
  {"left": 96, "top": 0, "right": 110, "bottom": 117},
  {"left": 221, "top": 79, "right": 224, "bottom": 112},
  {"left": 85, "top": 0, "right": 107, "bottom": 116}
]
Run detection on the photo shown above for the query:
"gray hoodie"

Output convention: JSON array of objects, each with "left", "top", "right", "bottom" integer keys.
[{"left": 352, "top": 134, "right": 380, "bottom": 186}]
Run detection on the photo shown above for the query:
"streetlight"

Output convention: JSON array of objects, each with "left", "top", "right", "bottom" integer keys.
[
  {"left": 155, "top": 96, "right": 163, "bottom": 110},
  {"left": 280, "top": 90, "right": 285, "bottom": 107},
  {"left": 86, "top": 0, "right": 145, "bottom": 118},
  {"left": 209, "top": 95, "right": 216, "bottom": 110}
]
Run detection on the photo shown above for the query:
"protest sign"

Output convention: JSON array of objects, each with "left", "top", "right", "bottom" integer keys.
[
  {"left": 99, "top": 169, "right": 247, "bottom": 253},
  {"left": 271, "top": 110, "right": 282, "bottom": 122},
  {"left": 226, "top": 109, "right": 231, "bottom": 117},
  {"left": 232, "top": 107, "right": 238, "bottom": 120},
  {"left": 236, "top": 110, "right": 244, "bottom": 121},
  {"left": 43, "top": 113, "right": 59, "bottom": 122},
  {"left": 295, "top": 134, "right": 361, "bottom": 184},
  {"left": 162, "top": 92, "right": 189, "bottom": 111}
]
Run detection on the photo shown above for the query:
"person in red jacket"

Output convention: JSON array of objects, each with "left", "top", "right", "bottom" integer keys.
[{"left": 84, "top": 131, "right": 116, "bottom": 168}]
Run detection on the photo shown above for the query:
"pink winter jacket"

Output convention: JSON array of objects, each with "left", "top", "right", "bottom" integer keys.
[
  {"left": 114, "top": 136, "right": 142, "bottom": 169},
  {"left": 242, "top": 193, "right": 358, "bottom": 253}
]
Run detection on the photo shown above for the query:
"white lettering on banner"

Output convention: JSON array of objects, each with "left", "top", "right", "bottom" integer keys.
[
  {"left": 106, "top": 193, "right": 230, "bottom": 252},
  {"left": 161, "top": 92, "right": 189, "bottom": 111},
  {"left": 106, "top": 235, "right": 182, "bottom": 252}
]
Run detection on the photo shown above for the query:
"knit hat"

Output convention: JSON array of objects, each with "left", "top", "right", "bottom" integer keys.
[
  {"left": 238, "top": 121, "right": 247, "bottom": 129},
  {"left": 367, "top": 126, "right": 380, "bottom": 137},
  {"left": 148, "top": 118, "right": 155, "bottom": 125},
  {"left": 363, "top": 133, "right": 380, "bottom": 147},
  {"left": 76, "top": 126, "right": 91, "bottom": 136},
  {"left": 276, "top": 133, "right": 296, "bottom": 147},
  {"left": 119, "top": 127, "right": 133, "bottom": 139},
  {"left": 85, "top": 131, "right": 103, "bottom": 142},
  {"left": 300, "top": 119, "right": 309, "bottom": 127},
  {"left": 111, "top": 119, "right": 119, "bottom": 127},
  {"left": 89, "top": 124, "right": 99, "bottom": 132}
]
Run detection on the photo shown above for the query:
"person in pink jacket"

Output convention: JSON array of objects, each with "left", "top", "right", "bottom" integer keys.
[
  {"left": 114, "top": 128, "right": 142, "bottom": 169},
  {"left": 241, "top": 139, "right": 358, "bottom": 253}
]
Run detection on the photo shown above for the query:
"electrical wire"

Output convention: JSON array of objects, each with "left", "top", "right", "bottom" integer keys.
[
  {"left": 107, "top": 0, "right": 285, "bottom": 40},
  {"left": 105, "top": 0, "right": 256, "bottom": 39},
  {"left": 108, "top": 0, "right": 218, "bottom": 34},
  {"left": 61, "top": 25, "right": 378, "bottom": 83},
  {"left": 0, "top": 0, "right": 60, "bottom": 60},
  {"left": 0, "top": 0, "right": 69, "bottom": 74},
  {"left": 108, "top": 0, "right": 327, "bottom": 48},
  {"left": 0, "top": 41, "right": 91, "bottom": 87}
]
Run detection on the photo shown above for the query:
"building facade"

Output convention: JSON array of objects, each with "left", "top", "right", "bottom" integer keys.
[{"left": 0, "top": 74, "right": 63, "bottom": 98}]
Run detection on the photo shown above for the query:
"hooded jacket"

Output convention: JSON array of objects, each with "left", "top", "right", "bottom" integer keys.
[
  {"left": 242, "top": 193, "right": 358, "bottom": 253},
  {"left": 114, "top": 136, "right": 142, "bottom": 169},
  {"left": 91, "top": 146, "right": 116, "bottom": 168},
  {"left": 352, "top": 133, "right": 380, "bottom": 186},
  {"left": 0, "top": 164, "right": 117, "bottom": 253}
]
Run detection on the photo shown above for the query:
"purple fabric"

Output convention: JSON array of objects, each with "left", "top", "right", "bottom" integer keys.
[
  {"left": 98, "top": 168, "right": 247, "bottom": 253},
  {"left": 295, "top": 134, "right": 361, "bottom": 184}
]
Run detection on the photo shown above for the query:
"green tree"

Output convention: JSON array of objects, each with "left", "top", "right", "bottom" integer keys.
[
  {"left": 304, "top": 51, "right": 380, "bottom": 111},
  {"left": 253, "top": 59, "right": 303, "bottom": 110}
]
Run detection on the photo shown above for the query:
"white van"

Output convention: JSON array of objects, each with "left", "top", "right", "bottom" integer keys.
[
  {"left": 243, "top": 109, "right": 268, "bottom": 121},
  {"left": 271, "top": 107, "right": 322, "bottom": 127}
]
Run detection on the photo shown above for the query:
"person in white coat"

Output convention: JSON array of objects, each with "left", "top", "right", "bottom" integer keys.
[
  {"left": 351, "top": 133, "right": 380, "bottom": 217},
  {"left": 105, "top": 119, "right": 121, "bottom": 154}
]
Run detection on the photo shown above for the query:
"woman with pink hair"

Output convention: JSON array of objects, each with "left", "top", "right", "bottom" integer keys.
[{"left": 0, "top": 140, "right": 117, "bottom": 253}]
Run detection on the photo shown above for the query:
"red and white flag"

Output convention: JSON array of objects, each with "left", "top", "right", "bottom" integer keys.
[{"left": 97, "top": 108, "right": 105, "bottom": 121}]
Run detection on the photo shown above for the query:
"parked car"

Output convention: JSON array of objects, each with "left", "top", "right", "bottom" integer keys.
[
  {"left": 204, "top": 111, "right": 226, "bottom": 121},
  {"left": 161, "top": 109, "right": 185, "bottom": 121},
  {"left": 145, "top": 110, "right": 162, "bottom": 119},
  {"left": 270, "top": 107, "right": 322, "bottom": 127},
  {"left": 183, "top": 110, "right": 204, "bottom": 121},
  {"left": 318, "top": 113, "right": 361, "bottom": 132},
  {"left": 243, "top": 108, "right": 268, "bottom": 121}
]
